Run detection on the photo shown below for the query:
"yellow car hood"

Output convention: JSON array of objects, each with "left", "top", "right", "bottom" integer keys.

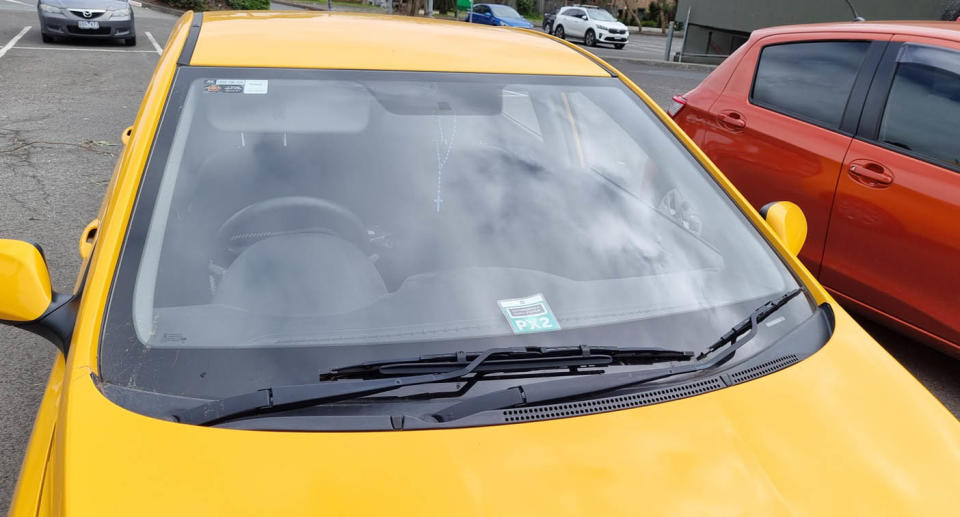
[{"left": 49, "top": 310, "right": 960, "bottom": 516}]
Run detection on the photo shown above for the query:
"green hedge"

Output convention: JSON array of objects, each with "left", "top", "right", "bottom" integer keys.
[
  {"left": 516, "top": 0, "right": 534, "bottom": 16},
  {"left": 227, "top": 0, "right": 270, "bottom": 9},
  {"left": 167, "top": 0, "right": 206, "bottom": 10}
]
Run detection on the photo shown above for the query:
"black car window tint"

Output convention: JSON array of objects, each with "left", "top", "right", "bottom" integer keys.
[
  {"left": 751, "top": 40, "right": 870, "bottom": 129},
  {"left": 878, "top": 44, "right": 960, "bottom": 168}
]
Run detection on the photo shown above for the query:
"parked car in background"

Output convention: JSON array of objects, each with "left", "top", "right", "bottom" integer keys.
[
  {"left": 543, "top": 7, "right": 558, "bottom": 34},
  {"left": 37, "top": 0, "right": 136, "bottom": 46},
  {"left": 671, "top": 21, "right": 960, "bottom": 358},
  {"left": 465, "top": 3, "right": 533, "bottom": 28},
  {"left": 552, "top": 5, "right": 628, "bottom": 49}
]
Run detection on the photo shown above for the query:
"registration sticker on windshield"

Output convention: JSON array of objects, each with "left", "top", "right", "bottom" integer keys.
[
  {"left": 202, "top": 79, "right": 269, "bottom": 94},
  {"left": 497, "top": 293, "right": 561, "bottom": 334}
]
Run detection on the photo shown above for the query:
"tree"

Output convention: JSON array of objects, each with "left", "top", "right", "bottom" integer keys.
[
  {"left": 658, "top": 0, "right": 666, "bottom": 33},
  {"left": 617, "top": 0, "right": 644, "bottom": 28},
  {"left": 407, "top": 0, "right": 424, "bottom": 15}
]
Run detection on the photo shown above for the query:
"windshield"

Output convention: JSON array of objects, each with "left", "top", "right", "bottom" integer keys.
[
  {"left": 586, "top": 8, "right": 617, "bottom": 21},
  {"left": 489, "top": 4, "right": 521, "bottom": 18},
  {"left": 101, "top": 69, "right": 808, "bottom": 402}
]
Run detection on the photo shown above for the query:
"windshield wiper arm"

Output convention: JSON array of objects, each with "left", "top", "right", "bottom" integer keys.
[
  {"left": 695, "top": 288, "right": 803, "bottom": 360},
  {"left": 432, "top": 289, "right": 803, "bottom": 423},
  {"left": 319, "top": 346, "right": 693, "bottom": 379},
  {"left": 173, "top": 346, "right": 692, "bottom": 426}
]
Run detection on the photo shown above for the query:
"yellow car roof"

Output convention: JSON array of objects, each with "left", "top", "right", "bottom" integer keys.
[{"left": 189, "top": 11, "right": 611, "bottom": 76}]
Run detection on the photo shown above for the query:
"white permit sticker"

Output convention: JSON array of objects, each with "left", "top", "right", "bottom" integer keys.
[
  {"left": 497, "top": 293, "right": 561, "bottom": 334},
  {"left": 243, "top": 80, "right": 269, "bottom": 95}
]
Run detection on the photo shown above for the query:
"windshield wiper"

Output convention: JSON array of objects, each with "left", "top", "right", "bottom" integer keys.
[
  {"left": 173, "top": 345, "right": 693, "bottom": 426},
  {"left": 319, "top": 346, "right": 693, "bottom": 379},
  {"left": 431, "top": 289, "right": 803, "bottom": 423}
]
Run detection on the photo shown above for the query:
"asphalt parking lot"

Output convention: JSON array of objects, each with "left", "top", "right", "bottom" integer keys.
[
  {"left": 1, "top": 5, "right": 958, "bottom": 511},
  {"left": 0, "top": 0, "right": 176, "bottom": 508}
]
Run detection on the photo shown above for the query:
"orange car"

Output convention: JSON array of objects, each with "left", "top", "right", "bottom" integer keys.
[{"left": 671, "top": 21, "right": 960, "bottom": 357}]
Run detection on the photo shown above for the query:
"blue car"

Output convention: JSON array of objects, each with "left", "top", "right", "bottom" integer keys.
[{"left": 465, "top": 3, "right": 534, "bottom": 28}]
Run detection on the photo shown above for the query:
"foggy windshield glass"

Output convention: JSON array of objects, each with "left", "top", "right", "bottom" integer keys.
[{"left": 101, "top": 70, "right": 804, "bottom": 397}]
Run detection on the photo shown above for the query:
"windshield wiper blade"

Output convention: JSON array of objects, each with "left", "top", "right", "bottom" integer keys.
[
  {"left": 319, "top": 346, "right": 693, "bottom": 379},
  {"left": 696, "top": 288, "right": 803, "bottom": 360},
  {"left": 173, "top": 346, "right": 692, "bottom": 426},
  {"left": 432, "top": 289, "right": 804, "bottom": 423}
]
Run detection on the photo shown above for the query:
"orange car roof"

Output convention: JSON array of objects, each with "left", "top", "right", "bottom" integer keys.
[{"left": 752, "top": 20, "right": 960, "bottom": 41}]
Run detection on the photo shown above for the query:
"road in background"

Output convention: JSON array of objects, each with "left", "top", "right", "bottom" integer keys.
[
  {"left": 586, "top": 34, "right": 682, "bottom": 63},
  {"left": 0, "top": 1, "right": 178, "bottom": 510},
  {"left": 271, "top": 1, "right": 305, "bottom": 9},
  {"left": 606, "top": 58, "right": 710, "bottom": 106},
  {"left": 0, "top": 8, "right": 957, "bottom": 511}
]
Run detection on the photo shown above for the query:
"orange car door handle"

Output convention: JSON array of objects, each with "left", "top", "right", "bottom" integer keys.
[
  {"left": 849, "top": 163, "right": 893, "bottom": 185},
  {"left": 718, "top": 113, "right": 746, "bottom": 128}
]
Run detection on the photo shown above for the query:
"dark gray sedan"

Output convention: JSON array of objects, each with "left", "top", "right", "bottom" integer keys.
[{"left": 37, "top": 0, "right": 136, "bottom": 46}]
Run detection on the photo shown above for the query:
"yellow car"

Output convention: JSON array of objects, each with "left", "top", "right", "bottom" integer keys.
[{"left": 5, "top": 11, "right": 960, "bottom": 516}]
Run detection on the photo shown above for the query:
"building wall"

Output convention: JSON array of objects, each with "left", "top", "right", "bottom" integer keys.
[
  {"left": 675, "top": 0, "right": 954, "bottom": 62},
  {"left": 676, "top": 0, "right": 952, "bottom": 34}
]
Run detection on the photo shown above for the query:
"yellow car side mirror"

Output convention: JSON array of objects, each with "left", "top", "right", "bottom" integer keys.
[
  {"left": 0, "top": 239, "right": 52, "bottom": 322},
  {"left": 761, "top": 201, "right": 807, "bottom": 257},
  {"left": 0, "top": 239, "right": 77, "bottom": 352}
]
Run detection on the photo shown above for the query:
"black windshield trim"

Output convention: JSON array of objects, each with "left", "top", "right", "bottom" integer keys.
[{"left": 176, "top": 12, "right": 203, "bottom": 66}]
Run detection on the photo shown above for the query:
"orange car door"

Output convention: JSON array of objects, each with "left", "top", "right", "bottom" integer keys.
[
  {"left": 821, "top": 37, "right": 960, "bottom": 353},
  {"left": 702, "top": 34, "right": 889, "bottom": 275}
]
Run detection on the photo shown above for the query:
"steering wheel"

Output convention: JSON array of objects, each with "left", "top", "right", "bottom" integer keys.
[{"left": 210, "top": 197, "right": 369, "bottom": 284}]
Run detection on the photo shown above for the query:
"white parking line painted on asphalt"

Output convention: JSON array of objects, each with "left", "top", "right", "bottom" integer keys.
[
  {"left": 145, "top": 31, "right": 162, "bottom": 54},
  {"left": 0, "top": 25, "right": 30, "bottom": 59},
  {"left": 13, "top": 46, "right": 160, "bottom": 53},
  {"left": 2, "top": 0, "right": 31, "bottom": 6}
]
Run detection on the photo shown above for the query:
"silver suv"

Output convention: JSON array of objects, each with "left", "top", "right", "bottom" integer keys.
[{"left": 552, "top": 6, "right": 629, "bottom": 49}]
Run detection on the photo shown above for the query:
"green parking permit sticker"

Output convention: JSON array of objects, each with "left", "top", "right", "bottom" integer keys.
[{"left": 497, "top": 293, "right": 561, "bottom": 334}]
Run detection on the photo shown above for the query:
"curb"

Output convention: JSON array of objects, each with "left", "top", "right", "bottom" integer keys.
[
  {"left": 138, "top": 1, "right": 185, "bottom": 16},
  {"left": 635, "top": 27, "right": 684, "bottom": 37},
  {"left": 603, "top": 56, "right": 717, "bottom": 72},
  {"left": 272, "top": 0, "right": 326, "bottom": 10}
]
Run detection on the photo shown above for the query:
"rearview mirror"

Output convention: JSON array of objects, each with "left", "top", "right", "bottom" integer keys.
[
  {"left": 0, "top": 239, "right": 77, "bottom": 351},
  {"left": 760, "top": 201, "right": 807, "bottom": 256},
  {"left": 0, "top": 239, "right": 52, "bottom": 322}
]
